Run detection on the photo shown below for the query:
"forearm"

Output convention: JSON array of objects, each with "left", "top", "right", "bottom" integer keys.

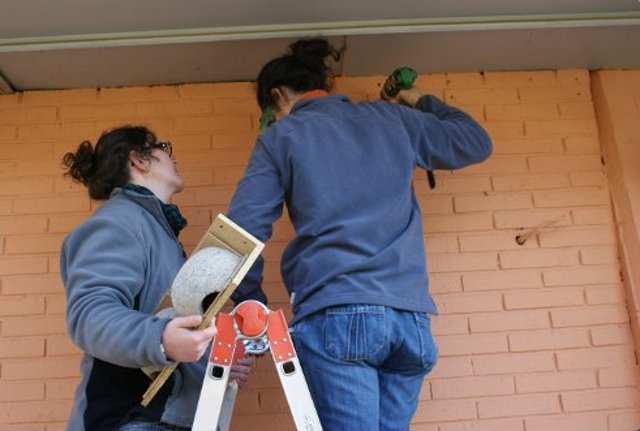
[
  {"left": 398, "top": 93, "right": 493, "bottom": 170},
  {"left": 67, "top": 295, "right": 171, "bottom": 368}
]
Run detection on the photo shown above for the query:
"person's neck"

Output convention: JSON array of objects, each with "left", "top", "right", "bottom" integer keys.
[
  {"left": 278, "top": 89, "right": 329, "bottom": 119},
  {"left": 130, "top": 180, "right": 172, "bottom": 203}
]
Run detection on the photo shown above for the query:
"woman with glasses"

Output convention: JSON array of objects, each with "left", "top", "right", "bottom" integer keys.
[{"left": 60, "top": 125, "right": 252, "bottom": 431}]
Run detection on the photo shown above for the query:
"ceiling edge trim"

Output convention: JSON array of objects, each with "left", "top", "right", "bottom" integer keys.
[{"left": 1, "top": 11, "right": 639, "bottom": 53}]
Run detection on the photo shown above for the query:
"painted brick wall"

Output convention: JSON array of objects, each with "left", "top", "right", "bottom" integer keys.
[
  {"left": 1, "top": 70, "right": 639, "bottom": 431},
  {"left": 592, "top": 70, "right": 640, "bottom": 366}
]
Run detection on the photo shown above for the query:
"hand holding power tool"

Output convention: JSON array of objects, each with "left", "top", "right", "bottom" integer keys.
[
  {"left": 381, "top": 67, "right": 436, "bottom": 188},
  {"left": 380, "top": 66, "right": 418, "bottom": 101}
]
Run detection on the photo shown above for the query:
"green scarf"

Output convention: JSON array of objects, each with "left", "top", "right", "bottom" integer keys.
[{"left": 123, "top": 183, "right": 187, "bottom": 236}]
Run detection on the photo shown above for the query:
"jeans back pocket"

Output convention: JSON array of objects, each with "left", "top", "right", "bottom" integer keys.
[
  {"left": 324, "top": 305, "right": 386, "bottom": 362},
  {"left": 415, "top": 313, "right": 438, "bottom": 373}
]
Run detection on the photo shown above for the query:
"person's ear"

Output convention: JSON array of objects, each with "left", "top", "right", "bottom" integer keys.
[
  {"left": 271, "top": 87, "right": 291, "bottom": 119},
  {"left": 129, "top": 150, "right": 149, "bottom": 173},
  {"left": 271, "top": 87, "right": 288, "bottom": 107}
]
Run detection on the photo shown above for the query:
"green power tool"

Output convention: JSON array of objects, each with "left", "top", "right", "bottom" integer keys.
[
  {"left": 381, "top": 66, "right": 436, "bottom": 189},
  {"left": 380, "top": 66, "right": 418, "bottom": 100}
]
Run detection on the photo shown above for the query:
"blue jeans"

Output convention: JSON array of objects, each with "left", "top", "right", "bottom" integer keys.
[
  {"left": 291, "top": 305, "right": 437, "bottom": 431},
  {"left": 115, "top": 417, "right": 191, "bottom": 431}
]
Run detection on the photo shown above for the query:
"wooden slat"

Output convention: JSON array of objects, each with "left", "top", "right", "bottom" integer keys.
[{"left": 141, "top": 213, "right": 264, "bottom": 406}]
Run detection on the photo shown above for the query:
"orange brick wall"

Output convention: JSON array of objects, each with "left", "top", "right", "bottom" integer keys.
[
  {"left": 592, "top": 70, "right": 640, "bottom": 365},
  {"left": 1, "top": 70, "right": 639, "bottom": 430}
]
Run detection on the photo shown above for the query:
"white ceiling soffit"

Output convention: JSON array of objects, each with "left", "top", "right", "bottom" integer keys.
[{"left": 0, "top": 0, "right": 639, "bottom": 93}]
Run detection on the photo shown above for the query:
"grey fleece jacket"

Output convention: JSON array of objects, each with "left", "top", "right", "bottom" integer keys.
[{"left": 60, "top": 187, "right": 206, "bottom": 430}]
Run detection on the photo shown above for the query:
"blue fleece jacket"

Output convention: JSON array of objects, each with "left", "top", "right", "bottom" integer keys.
[{"left": 228, "top": 94, "right": 492, "bottom": 325}]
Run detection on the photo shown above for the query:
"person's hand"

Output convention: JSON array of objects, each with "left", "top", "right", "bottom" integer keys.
[
  {"left": 161, "top": 315, "right": 217, "bottom": 362},
  {"left": 382, "top": 87, "right": 424, "bottom": 108},
  {"left": 230, "top": 355, "right": 256, "bottom": 388},
  {"left": 397, "top": 87, "right": 424, "bottom": 107}
]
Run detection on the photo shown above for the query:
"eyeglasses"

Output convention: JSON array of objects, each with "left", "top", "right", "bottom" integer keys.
[{"left": 148, "top": 141, "right": 172, "bottom": 157}]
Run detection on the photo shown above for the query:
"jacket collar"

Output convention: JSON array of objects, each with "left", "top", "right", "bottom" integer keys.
[{"left": 290, "top": 94, "right": 349, "bottom": 114}]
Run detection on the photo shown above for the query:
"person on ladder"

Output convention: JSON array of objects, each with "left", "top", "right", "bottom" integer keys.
[{"left": 227, "top": 37, "right": 492, "bottom": 430}]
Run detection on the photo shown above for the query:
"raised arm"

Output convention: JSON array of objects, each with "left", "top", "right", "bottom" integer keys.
[{"left": 394, "top": 88, "right": 493, "bottom": 171}]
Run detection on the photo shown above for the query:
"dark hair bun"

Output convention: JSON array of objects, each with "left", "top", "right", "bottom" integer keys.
[
  {"left": 288, "top": 38, "right": 340, "bottom": 65},
  {"left": 62, "top": 141, "right": 96, "bottom": 187}
]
